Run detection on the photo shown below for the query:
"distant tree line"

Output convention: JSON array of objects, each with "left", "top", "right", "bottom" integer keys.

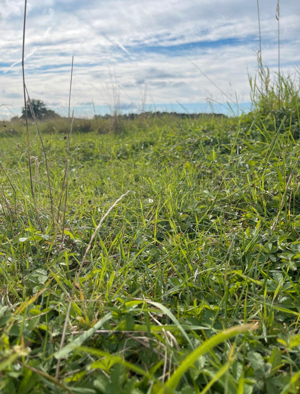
[
  {"left": 11, "top": 99, "right": 227, "bottom": 122},
  {"left": 94, "top": 111, "right": 227, "bottom": 120}
]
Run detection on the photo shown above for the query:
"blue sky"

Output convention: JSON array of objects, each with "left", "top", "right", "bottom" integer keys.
[{"left": 0, "top": 0, "right": 299, "bottom": 119}]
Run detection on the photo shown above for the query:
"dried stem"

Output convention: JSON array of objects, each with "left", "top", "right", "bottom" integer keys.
[
  {"left": 256, "top": 0, "right": 263, "bottom": 90},
  {"left": 26, "top": 87, "right": 55, "bottom": 231},
  {"left": 57, "top": 57, "right": 75, "bottom": 225},
  {"left": 276, "top": 0, "right": 281, "bottom": 108},
  {"left": 68, "top": 56, "right": 74, "bottom": 119},
  {"left": 22, "top": 0, "right": 42, "bottom": 231},
  {"left": 61, "top": 112, "right": 74, "bottom": 244}
]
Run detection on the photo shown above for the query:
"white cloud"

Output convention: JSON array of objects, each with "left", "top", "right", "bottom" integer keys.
[
  {"left": 0, "top": 0, "right": 23, "bottom": 19},
  {"left": 0, "top": 0, "right": 299, "bottom": 119}
]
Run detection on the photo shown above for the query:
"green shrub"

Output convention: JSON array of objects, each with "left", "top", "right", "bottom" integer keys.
[{"left": 73, "top": 119, "right": 95, "bottom": 133}]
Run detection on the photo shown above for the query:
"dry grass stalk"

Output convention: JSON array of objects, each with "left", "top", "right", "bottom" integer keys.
[
  {"left": 276, "top": 0, "right": 281, "bottom": 108},
  {"left": 68, "top": 56, "right": 74, "bottom": 119},
  {"left": 57, "top": 57, "right": 75, "bottom": 226},
  {"left": 60, "top": 111, "right": 74, "bottom": 246},
  {"left": 256, "top": 0, "right": 263, "bottom": 90},
  {"left": 26, "top": 87, "right": 56, "bottom": 231},
  {"left": 22, "top": 0, "right": 42, "bottom": 231}
]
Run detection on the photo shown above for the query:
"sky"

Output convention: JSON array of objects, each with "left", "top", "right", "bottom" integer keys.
[{"left": 0, "top": 0, "right": 299, "bottom": 119}]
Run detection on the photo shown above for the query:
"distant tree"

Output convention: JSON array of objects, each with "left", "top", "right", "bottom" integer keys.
[{"left": 21, "top": 99, "right": 60, "bottom": 120}]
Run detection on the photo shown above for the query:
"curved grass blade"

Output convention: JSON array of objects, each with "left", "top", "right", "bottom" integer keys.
[
  {"left": 145, "top": 300, "right": 194, "bottom": 348},
  {"left": 280, "top": 370, "right": 300, "bottom": 394},
  {"left": 200, "top": 359, "right": 234, "bottom": 394},
  {"left": 158, "top": 324, "right": 258, "bottom": 393}
]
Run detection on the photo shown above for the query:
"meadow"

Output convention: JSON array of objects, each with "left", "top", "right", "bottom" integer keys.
[{"left": 1, "top": 75, "right": 300, "bottom": 393}]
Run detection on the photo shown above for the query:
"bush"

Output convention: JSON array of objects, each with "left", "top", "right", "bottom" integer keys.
[
  {"left": 243, "top": 67, "right": 300, "bottom": 139},
  {"left": 73, "top": 119, "right": 95, "bottom": 133},
  {"left": 41, "top": 119, "right": 70, "bottom": 134}
]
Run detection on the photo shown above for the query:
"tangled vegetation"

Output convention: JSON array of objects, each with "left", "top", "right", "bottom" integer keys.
[{"left": 0, "top": 73, "right": 300, "bottom": 393}]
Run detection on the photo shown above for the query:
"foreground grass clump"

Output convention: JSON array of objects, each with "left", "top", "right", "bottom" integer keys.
[{"left": 0, "top": 110, "right": 300, "bottom": 393}]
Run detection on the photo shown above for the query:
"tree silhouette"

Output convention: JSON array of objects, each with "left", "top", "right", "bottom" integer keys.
[{"left": 21, "top": 99, "right": 60, "bottom": 120}]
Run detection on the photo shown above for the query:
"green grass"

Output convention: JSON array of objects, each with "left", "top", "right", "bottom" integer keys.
[{"left": 1, "top": 100, "right": 300, "bottom": 393}]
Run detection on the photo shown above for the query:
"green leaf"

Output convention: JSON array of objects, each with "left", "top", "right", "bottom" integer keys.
[
  {"left": 78, "top": 346, "right": 149, "bottom": 378},
  {"left": 248, "top": 351, "right": 264, "bottom": 371},
  {"left": 180, "top": 386, "right": 195, "bottom": 394},
  {"left": 290, "top": 334, "right": 300, "bottom": 349},
  {"left": 277, "top": 338, "right": 287, "bottom": 346},
  {"left": 29, "top": 309, "right": 41, "bottom": 316},
  {"left": 0, "top": 306, "right": 9, "bottom": 318},
  {"left": 17, "top": 366, "right": 38, "bottom": 394},
  {"left": 91, "top": 356, "right": 121, "bottom": 373},
  {"left": 111, "top": 364, "right": 126, "bottom": 388},
  {"left": 94, "top": 374, "right": 109, "bottom": 393},
  {"left": 268, "top": 347, "right": 282, "bottom": 373}
]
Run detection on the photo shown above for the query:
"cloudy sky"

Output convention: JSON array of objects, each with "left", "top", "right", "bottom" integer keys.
[{"left": 0, "top": 0, "right": 299, "bottom": 119}]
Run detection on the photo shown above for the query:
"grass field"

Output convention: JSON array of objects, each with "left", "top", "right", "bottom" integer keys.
[{"left": 1, "top": 83, "right": 300, "bottom": 393}]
